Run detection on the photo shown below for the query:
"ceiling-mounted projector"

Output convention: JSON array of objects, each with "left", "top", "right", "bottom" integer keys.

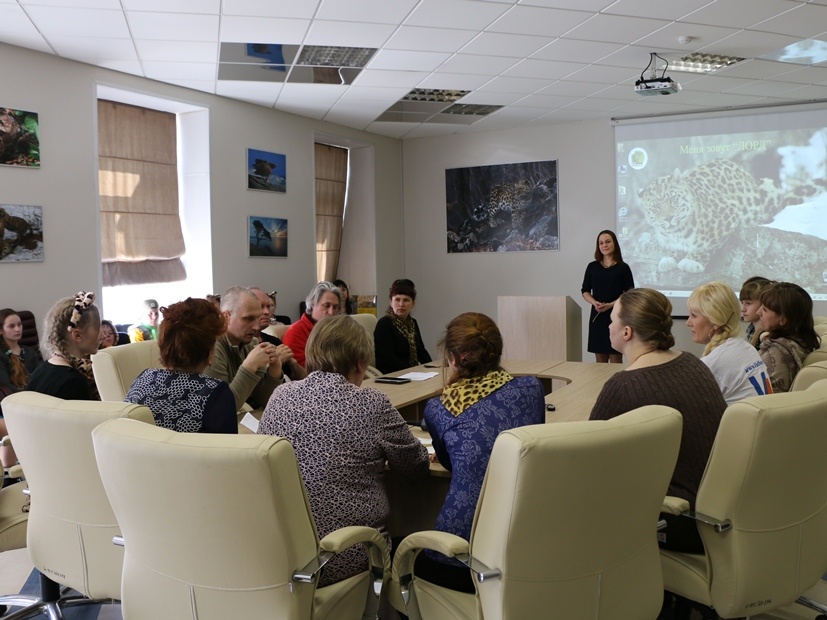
[{"left": 634, "top": 77, "right": 681, "bottom": 96}]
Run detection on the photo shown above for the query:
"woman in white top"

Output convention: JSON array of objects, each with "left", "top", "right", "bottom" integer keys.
[{"left": 686, "top": 282, "right": 771, "bottom": 405}]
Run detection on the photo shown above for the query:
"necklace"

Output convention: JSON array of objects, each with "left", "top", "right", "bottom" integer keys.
[{"left": 601, "top": 260, "right": 616, "bottom": 268}]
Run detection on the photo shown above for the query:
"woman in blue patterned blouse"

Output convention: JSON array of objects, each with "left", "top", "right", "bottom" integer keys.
[
  {"left": 126, "top": 297, "right": 237, "bottom": 434},
  {"left": 416, "top": 312, "right": 545, "bottom": 592}
]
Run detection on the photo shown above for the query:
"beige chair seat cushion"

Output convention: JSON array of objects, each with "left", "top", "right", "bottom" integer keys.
[
  {"left": 0, "top": 481, "right": 29, "bottom": 551},
  {"left": 410, "top": 579, "right": 476, "bottom": 620},
  {"left": 660, "top": 551, "right": 712, "bottom": 607}
]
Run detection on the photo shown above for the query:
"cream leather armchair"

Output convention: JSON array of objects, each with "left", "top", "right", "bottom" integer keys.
[
  {"left": 660, "top": 378, "right": 827, "bottom": 619},
  {"left": 0, "top": 392, "right": 154, "bottom": 619},
  {"left": 791, "top": 360, "right": 827, "bottom": 392},
  {"left": 91, "top": 339, "right": 162, "bottom": 401},
  {"left": 390, "top": 405, "right": 683, "bottom": 620},
  {"left": 92, "top": 418, "right": 390, "bottom": 620}
]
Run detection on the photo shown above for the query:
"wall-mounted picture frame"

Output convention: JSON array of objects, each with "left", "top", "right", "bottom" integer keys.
[
  {"left": 445, "top": 159, "right": 558, "bottom": 253},
  {"left": 0, "top": 204, "right": 43, "bottom": 262},
  {"left": 248, "top": 215, "right": 287, "bottom": 257},
  {"left": 247, "top": 148, "right": 286, "bottom": 192},
  {"left": 0, "top": 107, "right": 40, "bottom": 168}
]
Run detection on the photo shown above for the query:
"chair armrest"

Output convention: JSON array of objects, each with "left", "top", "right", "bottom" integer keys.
[
  {"left": 661, "top": 495, "right": 690, "bottom": 515},
  {"left": 293, "top": 525, "right": 389, "bottom": 585},
  {"left": 2, "top": 435, "right": 10, "bottom": 447}
]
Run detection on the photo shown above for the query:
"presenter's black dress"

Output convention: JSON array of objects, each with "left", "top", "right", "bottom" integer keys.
[{"left": 581, "top": 261, "right": 634, "bottom": 354}]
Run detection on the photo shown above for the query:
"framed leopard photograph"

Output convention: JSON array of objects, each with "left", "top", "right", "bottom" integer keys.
[
  {"left": 445, "top": 160, "right": 558, "bottom": 253},
  {"left": 0, "top": 204, "right": 43, "bottom": 262}
]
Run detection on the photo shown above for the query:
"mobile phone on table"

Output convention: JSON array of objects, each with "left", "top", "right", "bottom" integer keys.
[{"left": 374, "top": 377, "right": 411, "bottom": 384}]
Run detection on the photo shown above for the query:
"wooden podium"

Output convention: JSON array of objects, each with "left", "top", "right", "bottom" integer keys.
[{"left": 497, "top": 296, "right": 582, "bottom": 361}]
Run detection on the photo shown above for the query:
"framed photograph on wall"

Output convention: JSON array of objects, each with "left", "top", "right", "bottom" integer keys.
[
  {"left": 247, "top": 148, "right": 286, "bottom": 192},
  {"left": 248, "top": 216, "right": 287, "bottom": 257},
  {"left": 0, "top": 108, "right": 40, "bottom": 168},
  {"left": 0, "top": 204, "right": 43, "bottom": 262},
  {"left": 445, "top": 159, "right": 558, "bottom": 253}
]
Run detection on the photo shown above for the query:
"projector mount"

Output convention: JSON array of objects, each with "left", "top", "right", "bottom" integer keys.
[{"left": 635, "top": 52, "right": 681, "bottom": 96}]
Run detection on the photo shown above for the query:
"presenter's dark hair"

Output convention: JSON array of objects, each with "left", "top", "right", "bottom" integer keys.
[
  {"left": 593, "top": 230, "right": 624, "bottom": 263},
  {"left": 439, "top": 312, "right": 503, "bottom": 384},
  {"left": 616, "top": 288, "right": 674, "bottom": 351},
  {"left": 759, "top": 282, "right": 820, "bottom": 352},
  {"left": 158, "top": 298, "right": 226, "bottom": 370}
]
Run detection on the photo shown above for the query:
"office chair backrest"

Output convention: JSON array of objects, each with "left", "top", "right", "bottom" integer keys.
[
  {"left": 694, "top": 378, "right": 827, "bottom": 617},
  {"left": 91, "top": 339, "right": 162, "bottom": 401},
  {"left": 17, "top": 310, "right": 42, "bottom": 360},
  {"left": 470, "top": 405, "right": 682, "bottom": 619},
  {"left": 93, "top": 418, "right": 322, "bottom": 619},
  {"left": 791, "top": 360, "right": 827, "bottom": 392},
  {"left": 2, "top": 392, "right": 154, "bottom": 599}
]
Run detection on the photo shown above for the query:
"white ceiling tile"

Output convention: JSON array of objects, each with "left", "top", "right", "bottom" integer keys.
[
  {"left": 215, "top": 80, "right": 282, "bottom": 106},
  {"left": 219, "top": 17, "right": 310, "bottom": 44},
  {"left": 48, "top": 36, "right": 137, "bottom": 61},
  {"left": 354, "top": 69, "right": 429, "bottom": 87},
  {"left": 706, "top": 29, "right": 805, "bottom": 58},
  {"left": 519, "top": 0, "right": 615, "bottom": 10},
  {"left": 476, "top": 75, "right": 552, "bottom": 93},
  {"left": 563, "top": 63, "right": 639, "bottom": 84},
  {"left": 511, "top": 93, "right": 580, "bottom": 108},
  {"left": 457, "top": 91, "right": 525, "bottom": 105},
  {"left": 127, "top": 12, "right": 219, "bottom": 42},
  {"left": 406, "top": 0, "right": 511, "bottom": 30},
  {"left": 316, "top": 0, "right": 419, "bottom": 24},
  {"left": 602, "top": 0, "right": 713, "bottom": 21},
  {"left": 304, "top": 20, "right": 396, "bottom": 47},
  {"left": 368, "top": 49, "right": 452, "bottom": 71},
  {"left": 22, "top": 6, "right": 129, "bottom": 37},
  {"left": 95, "top": 59, "right": 144, "bottom": 75},
  {"left": 417, "top": 73, "right": 492, "bottom": 90},
  {"left": 752, "top": 3, "right": 827, "bottom": 38},
  {"left": 385, "top": 26, "right": 478, "bottom": 53},
  {"left": 143, "top": 61, "right": 217, "bottom": 80},
  {"left": 460, "top": 32, "right": 553, "bottom": 58},
  {"left": 502, "top": 58, "right": 585, "bottom": 79},
  {"left": 134, "top": 40, "right": 218, "bottom": 63},
  {"left": 221, "top": 0, "right": 319, "bottom": 19},
  {"left": 681, "top": 0, "right": 802, "bottom": 30},
  {"left": 163, "top": 78, "right": 216, "bottom": 93},
  {"left": 20, "top": 0, "right": 120, "bottom": 7},
  {"left": 531, "top": 39, "right": 627, "bottom": 63},
  {"left": 538, "top": 80, "right": 610, "bottom": 97},
  {"left": 121, "top": 0, "right": 220, "bottom": 12},
  {"left": 338, "top": 85, "right": 412, "bottom": 101},
  {"left": 565, "top": 14, "right": 672, "bottom": 45},
  {"left": 435, "top": 53, "right": 520, "bottom": 75},
  {"left": 489, "top": 6, "right": 592, "bottom": 36},
  {"left": 634, "top": 22, "right": 743, "bottom": 53}
]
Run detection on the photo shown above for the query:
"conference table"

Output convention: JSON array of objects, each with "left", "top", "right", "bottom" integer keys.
[{"left": 369, "top": 359, "right": 626, "bottom": 536}]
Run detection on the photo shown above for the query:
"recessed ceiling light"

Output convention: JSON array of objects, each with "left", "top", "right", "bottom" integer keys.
[
  {"left": 402, "top": 89, "right": 470, "bottom": 103},
  {"left": 669, "top": 52, "right": 745, "bottom": 74},
  {"left": 297, "top": 46, "right": 376, "bottom": 68},
  {"left": 442, "top": 104, "right": 502, "bottom": 116}
]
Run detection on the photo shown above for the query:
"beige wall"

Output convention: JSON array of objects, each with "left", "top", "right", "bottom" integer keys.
[{"left": 0, "top": 42, "right": 402, "bottom": 329}]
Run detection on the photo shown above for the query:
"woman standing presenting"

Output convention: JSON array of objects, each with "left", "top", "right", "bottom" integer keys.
[{"left": 581, "top": 230, "right": 634, "bottom": 363}]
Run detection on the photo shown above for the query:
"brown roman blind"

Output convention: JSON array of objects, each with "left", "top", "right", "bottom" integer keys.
[
  {"left": 98, "top": 100, "right": 186, "bottom": 286},
  {"left": 314, "top": 143, "right": 348, "bottom": 283}
]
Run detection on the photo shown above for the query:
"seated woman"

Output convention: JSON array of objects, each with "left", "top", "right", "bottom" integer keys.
[
  {"left": 126, "top": 298, "right": 237, "bottom": 434},
  {"left": 282, "top": 281, "right": 342, "bottom": 367},
  {"left": 687, "top": 282, "right": 770, "bottom": 404},
  {"left": 374, "top": 278, "right": 431, "bottom": 374},
  {"left": 26, "top": 291, "right": 101, "bottom": 400},
  {"left": 333, "top": 279, "right": 357, "bottom": 315},
  {"left": 757, "top": 282, "right": 820, "bottom": 393},
  {"left": 415, "top": 312, "right": 545, "bottom": 592},
  {"left": 0, "top": 308, "right": 41, "bottom": 468},
  {"left": 258, "top": 314, "right": 428, "bottom": 586},
  {"left": 590, "top": 288, "right": 727, "bottom": 553}
]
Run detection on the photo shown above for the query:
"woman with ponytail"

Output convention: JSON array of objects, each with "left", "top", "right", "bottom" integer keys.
[
  {"left": 26, "top": 291, "right": 100, "bottom": 400},
  {"left": 415, "top": 312, "right": 545, "bottom": 592},
  {"left": 687, "top": 282, "right": 769, "bottom": 404},
  {"left": 590, "top": 288, "right": 726, "bottom": 553}
]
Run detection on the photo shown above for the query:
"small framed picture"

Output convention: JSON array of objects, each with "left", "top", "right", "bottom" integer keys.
[
  {"left": 0, "top": 204, "right": 43, "bottom": 262},
  {"left": 0, "top": 108, "right": 40, "bottom": 168},
  {"left": 248, "top": 216, "right": 287, "bottom": 257},
  {"left": 247, "top": 148, "right": 286, "bottom": 192}
]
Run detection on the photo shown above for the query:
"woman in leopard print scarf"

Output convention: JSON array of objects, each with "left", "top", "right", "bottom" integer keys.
[
  {"left": 373, "top": 278, "right": 432, "bottom": 374},
  {"left": 414, "top": 312, "right": 545, "bottom": 593}
]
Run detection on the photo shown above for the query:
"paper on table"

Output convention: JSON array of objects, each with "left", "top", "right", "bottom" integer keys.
[
  {"left": 398, "top": 371, "right": 438, "bottom": 381},
  {"left": 240, "top": 412, "right": 260, "bottom": 433}
]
